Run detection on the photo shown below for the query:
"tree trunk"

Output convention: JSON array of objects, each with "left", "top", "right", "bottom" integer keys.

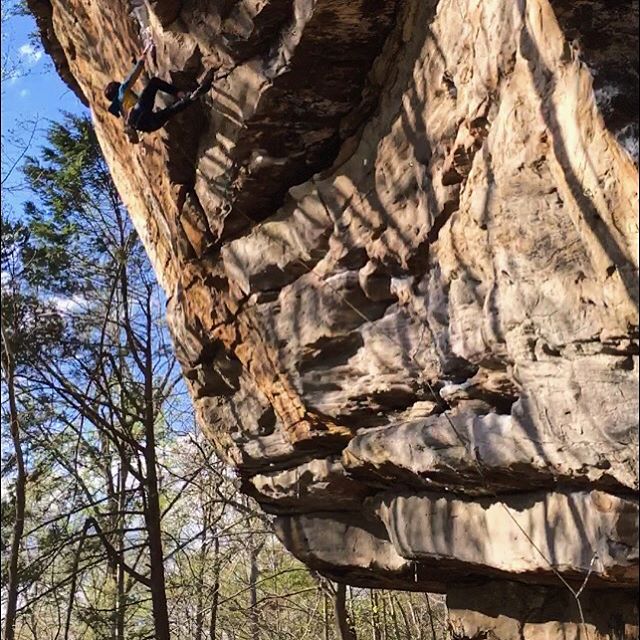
[
  {"left": 380, "top": 592, "right": 387, "bottom": 640},
  {"left": 195, "top": 521, "right": 209, "bottom": 640},
  {"left": 395, "top": 599, "right": 412, "bottom": 639},
  {"left": 407, "top": 597, "right": 424, "bottom": 640},
  {"left": 116, "top": 562, "right": 126, "bottom": 640},
  {"left": 371, "top": 591, "right": 381, "bottom": 640},
  {"left": 209, "top": 536, "right": 220, "bottom": 640},
  {"left": 143, "top": 406, "right": 171, "bottom": 639},
  {"left": 389, "top": 595, "right": 401, "bottom": 640},
  {"left": 195, "top": 589, "right": 205, "bottom": 640},
  {"left": 334, "top": 584, "right": 357, "bottom": 640},
  {"left": 423, "top": 594, "right": 438, "bottom": 640},
  {"left": 108, "top": 559, "right": 119, "bottom": 640},
  {"left": 141, "top": 291, "right": 171, "bottom": 640},
  {"left": 116, "top": 462, "right": 128, "bottom": 640},
  {"left": 107, "top": 456, "right": 126, "bottom": 640},
  {"left": 64, "top": 520, "right": 90, "bottom": 640},
  {"left": 1, "top": 325, "right": 26, "bottom": 640},
  {"left": 324, "top": 592, "right": 330, "bottom": 640},
  {"left": 249, "top": 540, "right": 260, "bottom": 640}
]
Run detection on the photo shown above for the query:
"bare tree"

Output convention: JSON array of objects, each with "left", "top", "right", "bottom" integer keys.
[
  {"left": 1, "top": 318, "right": 27, "bottom": 640},
  {"left": 334, "top": 584, "right": 357, "bottom": 640}
]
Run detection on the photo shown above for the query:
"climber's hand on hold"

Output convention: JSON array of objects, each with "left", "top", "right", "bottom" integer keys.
[{"left": 141, "top": 41, "right": 154, "bottom": 61}]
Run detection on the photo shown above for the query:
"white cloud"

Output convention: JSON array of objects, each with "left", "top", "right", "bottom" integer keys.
[
  {"left": 18, "top": 43, "right": 43, "bottom": 65},
  {"left": 19, "top": 88, "right": 28, "bottom": 98},
  {"left": 50, "top": 294, "right": 86, "bottom": 313}
]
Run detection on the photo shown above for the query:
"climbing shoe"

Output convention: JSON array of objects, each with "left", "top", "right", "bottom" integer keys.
[
  {"left": 190, "top": 69, "right": 215, "bottom": 100},
  {"left": 124, "top": 123, "right": 140, "bottom": 144}
]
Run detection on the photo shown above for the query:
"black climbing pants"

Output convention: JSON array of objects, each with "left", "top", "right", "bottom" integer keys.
[{"left": 128, "top": 77, "right": 194, "bottom": 133}]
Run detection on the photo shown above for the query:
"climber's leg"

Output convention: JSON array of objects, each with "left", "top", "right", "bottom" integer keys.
[
  {"left": 189, "top": 68, "right": 215, "bottom": 99},
  {"left": 130, "top": 71, "right": 213, "bottom": 132},
  {"left": 139, "top": 97, "right": 197, "bottom": 132},
  {"left": 129, "top": 77, "right": 186, "bottom": 132},
  {"left": 138, "top": 76, "right": 181, "bottom": 112}
]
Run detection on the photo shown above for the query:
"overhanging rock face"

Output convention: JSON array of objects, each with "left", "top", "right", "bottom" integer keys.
[{"left": 31, "top": 0, "right": 639, "bottom": 634}]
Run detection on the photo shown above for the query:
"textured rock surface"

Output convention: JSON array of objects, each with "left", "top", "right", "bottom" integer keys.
[
  {"left": 448, "top": 581, "right": 640, "bottom": 640},
  {"left": 31, "top": 0, "right": 639, "bottom": 634}
]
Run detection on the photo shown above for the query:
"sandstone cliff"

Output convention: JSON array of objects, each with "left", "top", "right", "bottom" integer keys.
[{"left": 29, "top": 0, "right": 639, "bottom": 636}]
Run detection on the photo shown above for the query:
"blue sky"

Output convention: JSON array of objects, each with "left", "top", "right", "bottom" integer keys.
[
  {"left": 1, "top": 8, "right": 192, "bottom": 429},
  {"left": 2, "top": 9, "right": 87, "bottom": 207}
]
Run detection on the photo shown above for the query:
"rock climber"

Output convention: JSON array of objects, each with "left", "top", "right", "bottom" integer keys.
[{"left": 104, "top": 42, "right": 213, "bottom": 140}]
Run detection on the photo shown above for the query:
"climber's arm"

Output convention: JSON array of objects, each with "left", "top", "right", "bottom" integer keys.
[{"left": 120, "top": 56, "right": 145, "bottom": 93}]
